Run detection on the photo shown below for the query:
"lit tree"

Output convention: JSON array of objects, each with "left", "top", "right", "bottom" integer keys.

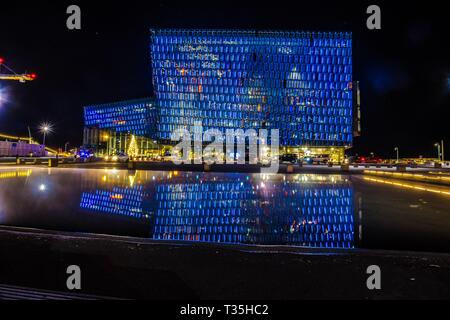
[{"left": 128, "top": 135, "right": 138, "bottom": 159}]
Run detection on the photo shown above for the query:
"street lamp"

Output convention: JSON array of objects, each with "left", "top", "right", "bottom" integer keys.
[
  {"left": 394, "top": 147, "right": 399, "bottom": 164},
  {"left": 434, "top": 142, "right": 441, "bottom": 162},
  {"left": 103, "top": 134, "right": 110, "bottom": 156},
  {"left": 39, "top": 122, "right": 53, "bottom": 146},
  {"left": 153, "top": 140, "right": 159, "bottom": 155}
]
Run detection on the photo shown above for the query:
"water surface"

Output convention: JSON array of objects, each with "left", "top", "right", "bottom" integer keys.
[{"left": 1, "top": 167, "right": 449, "bottom": 253}]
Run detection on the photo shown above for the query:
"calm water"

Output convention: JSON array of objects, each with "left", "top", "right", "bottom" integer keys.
[{"left": 1, "top": 167, "right": 450, "bottom": 253}]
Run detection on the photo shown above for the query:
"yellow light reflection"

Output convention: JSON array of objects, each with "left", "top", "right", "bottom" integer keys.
[
  {"left": 364, "top": 170, "right": 450, "bottom": 182},
  {"left": 128, "top": 174, "right": 136, "bottom": 187},
  {"left": 363, "top": 177, "right": 450, "bottom": 197},
  {"left": 0, "top": 170, "right": 32, "bottom": 179}
]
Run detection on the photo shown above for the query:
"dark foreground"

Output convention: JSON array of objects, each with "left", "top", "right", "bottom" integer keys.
[{"left": 1, "top": 226, "right": 449, "bottom": 300}]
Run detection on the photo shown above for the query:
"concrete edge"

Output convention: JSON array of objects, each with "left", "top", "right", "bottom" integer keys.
[{"left": 1, "top": 224, "right": 450, "bottom": 260}]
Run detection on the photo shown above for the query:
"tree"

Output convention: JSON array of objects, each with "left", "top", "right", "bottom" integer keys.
[{"left": 128, "top": 135, "right": 138, "bottom": 159}]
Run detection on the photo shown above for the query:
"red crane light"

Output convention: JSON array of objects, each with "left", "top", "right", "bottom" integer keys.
[
  {"left": 0, "top": 57, "right": 4, "bottom": 64},
  {"left": 30, "top": 73, "right": 37, "bottom": 79}
]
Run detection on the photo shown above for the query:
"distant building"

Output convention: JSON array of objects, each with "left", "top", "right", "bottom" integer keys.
[
  {"left": 83, "top": 29, "right": 360, "bottom": 162},
  {"left": 150, "top": 29, "right": 357, "bottom": 162},
  {"left": 0, "top": 140, "right": 46, "bottom": 157},
  {"left": 83, "top": 98, "right": 157, "bottom": 156}
]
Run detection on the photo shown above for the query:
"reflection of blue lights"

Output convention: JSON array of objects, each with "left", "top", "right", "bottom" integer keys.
[
  {"left": 78, "top": 174, "right": 355, "bottom": 248},
  {"left": 152, "top": 176, "right": 354, "bottom": 248},
  {"left": 80, "top": 186, "right": 149, "bottom": 219}
]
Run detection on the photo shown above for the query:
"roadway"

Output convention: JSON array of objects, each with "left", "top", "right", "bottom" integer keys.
[{"left": 1, "top": 157, "right": 450, "bottom": 174}]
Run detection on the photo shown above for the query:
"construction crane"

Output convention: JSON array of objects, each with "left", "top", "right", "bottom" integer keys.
[{"left": 0, "top": 57, "right": 36, "bottom": 83}]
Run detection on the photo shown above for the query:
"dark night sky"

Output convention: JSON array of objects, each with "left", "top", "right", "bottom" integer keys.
[{"left": 1, "top": 0, "right": 449, "bottom": 158}]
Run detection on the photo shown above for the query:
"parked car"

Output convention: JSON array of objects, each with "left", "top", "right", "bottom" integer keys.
[
  {"left": 105, "top": 152, "right": 129, "bottom": 163},
  {"left": 75, "top": 148, "right": 94, "bottom": 159},
  {"left": 151, "top": 155, "right": 163, "bottom": 161},
  {"left": 162, "top": 150, "right": 174, "bottom": 162},
  {"left": 260, "top": 155, "right": 278, "bottom": 165},
  {"left": 354, "top": 156, "right": 383, "bottom": 164},
  {"left": 303, "top": 154, "right": 330, "bottom": 165},
  {"left": 279, "top": 154, "right": 299, "bottom": 164}
]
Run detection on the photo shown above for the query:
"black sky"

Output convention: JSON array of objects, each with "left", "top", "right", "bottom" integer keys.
[{"left": 1, "top": 0, "right": 449, "bottom": 158}]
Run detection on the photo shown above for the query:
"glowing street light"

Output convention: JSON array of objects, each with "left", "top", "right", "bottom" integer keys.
[
  {"left": 394, "top": 147, "right": 399, "bottom": 163},
  {"left": 442, "top": 140, "right": 445, "bottom": 163},
  {"left": 102, "top": 134, "right": 110, "bottom": 155},
  {"left": 434, "top": 142, "right": 442, "bottom": 162},
  {"left": 39, "top": 122, "right": 53, "bottom": 146}
]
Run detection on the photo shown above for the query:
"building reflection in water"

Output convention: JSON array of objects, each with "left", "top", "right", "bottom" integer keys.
[
  {"left": 80, "top": 186, "right": 151, "bottom": 219},
  {"left": 79, "top": 171, "right": 355, "bottom": 248}
]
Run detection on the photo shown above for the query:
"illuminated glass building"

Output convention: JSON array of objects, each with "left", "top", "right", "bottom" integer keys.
[
  {"left": 83, "top": 29, "right": 359, "bottom": 161},
  {"left": 83, "top": 98, "right": 158, "bottom": 156},
  {"left": 150, "top": 29, "right": 356, "bottom": 161}
]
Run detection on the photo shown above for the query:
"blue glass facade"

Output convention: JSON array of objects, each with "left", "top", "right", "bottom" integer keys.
[
  {"left": 150, "top": 29, "right": 353, "bottom": 147},
  {"left": 153, "top": 175, "right": 354, "bottom": 247},
  {"left": 84, "top": 98, "right": 157, "bottom": 137},
  {"left": 78, "top": 172, "right": 355, "bottom": 248},
  {"left": 80, "top": 186, "right": 151, "bottom": 219}
]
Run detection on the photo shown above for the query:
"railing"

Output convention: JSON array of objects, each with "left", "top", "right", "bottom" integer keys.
[{"left": 0, "top": 157, "right": 80, "bottom": 165}]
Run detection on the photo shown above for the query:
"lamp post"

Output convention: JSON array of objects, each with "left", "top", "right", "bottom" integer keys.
[
  {"left": 153, "top": 140, "right": 159, "bottom": 155},
  {"left": 42, "top": 126, "right": 48, "bottom": 145},
  {"left": 39, "top": 122, "right": 53, "bottom": 147},
  {"left": 394, "top": 147, "right": 399, "bottom": 164},
  {"left": 434, "top": 142, "right": 441, "bottom": 162},
  {"left": 39, "top": 122, "right": 53, "bottom": 151},
  {"left": 103, "top": 134, "right": 110, "bottom": 156}
]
